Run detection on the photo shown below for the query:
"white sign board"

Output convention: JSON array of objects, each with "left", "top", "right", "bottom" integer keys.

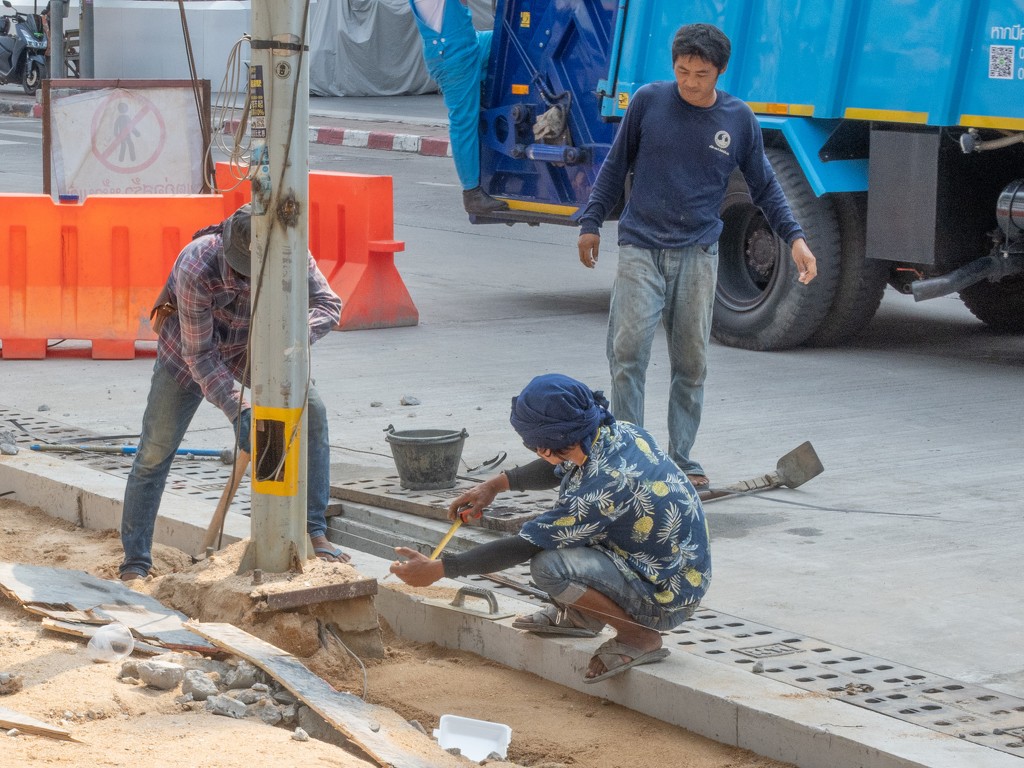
[{"left": 49, "top": 85, "right": 206, "bottom": 197}]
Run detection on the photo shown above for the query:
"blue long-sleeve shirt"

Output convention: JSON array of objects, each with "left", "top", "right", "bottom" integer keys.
[{"left": 578, "top": 81, "right": 805, "bottom": 250}]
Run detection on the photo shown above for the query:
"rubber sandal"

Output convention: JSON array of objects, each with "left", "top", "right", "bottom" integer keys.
[
  {"left": 511, "top": 604, "right": 602, "bottom": 637},
  {"left": 583, "top": 639, "right": 670, "bottom": 684},
  {"left": 686, "top": 474, "right": 710, "bottom": 492},
  {"left": 314, "top": 545, "right": 350, "bottom": 563}
]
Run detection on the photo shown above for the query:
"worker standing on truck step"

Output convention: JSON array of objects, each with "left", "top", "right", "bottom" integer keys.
[
  {"left": 408, "top": 0, "right": 508, "bottom": 215},
  {"left": 576, "top": 23, "right": 818, "bottom": 491},
  {"left": 390, "top": 373, "right": 711, "bottom": 684},
  {"left": 118, "top": 205, "right": 350, "bottom": 582}
]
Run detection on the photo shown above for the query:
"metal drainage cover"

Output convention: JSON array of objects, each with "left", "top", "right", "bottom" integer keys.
[
  {"left": 332, "top": 476, "right": 555, "bottom": 533},
  {"left": 669, "top": 609, "right": 1024, "bottom": 756},
  {"left": 1, "top": 406, "right": 252, "bottom": 514}
]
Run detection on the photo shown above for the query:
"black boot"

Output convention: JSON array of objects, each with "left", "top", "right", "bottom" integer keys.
[{"left": 463, "top": 186, "right": 509, "bottom": 214}]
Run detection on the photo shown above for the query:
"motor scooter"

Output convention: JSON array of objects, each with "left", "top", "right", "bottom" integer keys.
[{"left": 0, "top": 0, "right": 47, "bottom": 95}]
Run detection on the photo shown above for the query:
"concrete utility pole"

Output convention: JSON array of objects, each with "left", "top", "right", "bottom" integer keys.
[{"left": 246, "top": 0, "right": 312, "bottom": 573}]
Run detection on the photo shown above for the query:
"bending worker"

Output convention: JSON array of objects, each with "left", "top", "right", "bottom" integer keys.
[
  {"left": 409, "top": 0, "right": 507, "bottom": 214},
  {"left": 119, "top": 205, "right": 349, "bottom": 581},
  {"left": 390, "top": 374, "right": 711, "bottom": 683}
]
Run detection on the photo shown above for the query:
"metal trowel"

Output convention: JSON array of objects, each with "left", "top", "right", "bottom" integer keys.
[{"left": 701, "top": 441, "right": 824, "bottom": 503}]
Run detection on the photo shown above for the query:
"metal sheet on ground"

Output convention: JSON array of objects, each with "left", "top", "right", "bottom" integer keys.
[
  {"left": 0, "top": 562, "right": 216, "bottom": 652},
  {"left": 190, "top": 622, "right": 464, "bottom": 768}
]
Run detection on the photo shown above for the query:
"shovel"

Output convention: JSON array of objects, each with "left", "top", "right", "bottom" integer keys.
[{"left": 700, "top": 441, "right": 824, "bottom": 504}]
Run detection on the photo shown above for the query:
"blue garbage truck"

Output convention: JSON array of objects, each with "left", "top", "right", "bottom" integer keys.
[{"left": 476, "top": 0, "right": 1024, "bottom": 350}]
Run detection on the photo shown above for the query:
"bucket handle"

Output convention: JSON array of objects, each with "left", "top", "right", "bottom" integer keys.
[{"left": 383, "top": 424, "right": 470, "bottom": 439}]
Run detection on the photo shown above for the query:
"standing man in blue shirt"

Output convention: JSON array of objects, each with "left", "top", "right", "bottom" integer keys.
[
  {"left": 409, "top": 0, "right": 507, "bottom": 214},
  {"left": 576, "top": 24, "right": 818, "bottom": 490}
]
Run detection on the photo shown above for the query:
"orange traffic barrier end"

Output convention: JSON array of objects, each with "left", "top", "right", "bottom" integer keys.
[{"left": 336, "top": 238, "right": 418, "bottom": 331}]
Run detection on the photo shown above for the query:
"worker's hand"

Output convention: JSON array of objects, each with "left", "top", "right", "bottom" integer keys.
[
  {"left": 233, "top": 408, "right": 252, "bottom": 454},
  {"left": 447, "top": 473, "right": 508, "bottom": 522},
  {"left": 578, "top": 233, "right": 600, "bottom": 269},
  {"left": 390, "top": 547, "right": 444, "bottom": 587},
  {"left": 791, "top": 238, "right": 817, "bottom": 284}
]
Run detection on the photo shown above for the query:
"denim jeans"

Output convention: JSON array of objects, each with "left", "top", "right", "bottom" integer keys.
[
  {"left": 530, "top": 547, "right": 692, "bottom": 631},
  {"left": 119, "top": 363, "right": 331, "bottom": 578},
  {"left": 606, "top": 243, "right": 719, "bottom": 475}
]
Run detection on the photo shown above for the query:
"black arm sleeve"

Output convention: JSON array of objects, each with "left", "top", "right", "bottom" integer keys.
[
  {"left": 440, "top": 535, "right": 542, "bottom": 578},
  {"left": 503, "top": 458, "right": 560, "bottom": 491}
]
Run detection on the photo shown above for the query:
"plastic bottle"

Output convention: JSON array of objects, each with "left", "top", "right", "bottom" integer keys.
[{"left": 87, "top": 623, "right": 135, "bottom": 663}]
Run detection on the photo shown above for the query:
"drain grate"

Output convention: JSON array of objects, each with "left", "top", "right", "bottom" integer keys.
[
  {"left": 2, "top": 406, "right": 252, "bottom": 514},
  {"left": 332, "top": 476, "right": 554, "bottom": 532},
  {"left": 670, "top": 610, "right": 1024, "bottom": 756}
]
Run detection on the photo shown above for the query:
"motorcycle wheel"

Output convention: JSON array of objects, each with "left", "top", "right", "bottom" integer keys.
[{"left": 22, "top": 60, "right": 47, "bottom": 96}]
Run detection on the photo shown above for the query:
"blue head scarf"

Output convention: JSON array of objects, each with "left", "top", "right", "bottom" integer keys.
[{"left": 510, "top": 374, "right": 616, "bottom": 454}]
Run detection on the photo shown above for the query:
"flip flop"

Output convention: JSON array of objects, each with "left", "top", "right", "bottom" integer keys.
[
  {"left": 313, "top": 545, "right": 350, "bottom": 563},
  {"left": 511, "top": 604, "right": 602, "bottom": 637},
  {"left": 583, "top": 639, "right": 670, "bottom": 684},
  {"left": 686, "top": 474, "right": 710, "bottom": 492}
]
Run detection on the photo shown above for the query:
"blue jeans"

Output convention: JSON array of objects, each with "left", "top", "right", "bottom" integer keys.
[
  {"left": 606, "top": 243, "right": 719, "bottom": 475},
  {"left": 530, "top": 547, "right": 693, "bottom": 631},
  {"left": 119, "top": 363, "right": 331, "bottom": 578}
]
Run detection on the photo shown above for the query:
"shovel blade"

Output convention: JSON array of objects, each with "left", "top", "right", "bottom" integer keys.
[{"left": 776, "top": 441, "right": 824, "bottom": 488}]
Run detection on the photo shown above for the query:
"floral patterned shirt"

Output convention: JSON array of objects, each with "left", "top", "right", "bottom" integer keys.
[{"left": 519, "top": 422, "right": 711, "bottom": 615}]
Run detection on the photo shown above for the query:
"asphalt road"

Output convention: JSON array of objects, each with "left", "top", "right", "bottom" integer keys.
[{"left": 2, "top": 115, "right": 1023, "bottom": 705}]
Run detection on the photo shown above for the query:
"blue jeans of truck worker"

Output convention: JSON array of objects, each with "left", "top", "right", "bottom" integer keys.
[
  {"left": 409, "top": 0, "right": 507, "bottom": 214},
  {"left": 607, "top": 243, "right": 719, "bottom": 478},
  {"left": 119, "top": 364, "right": 332, "bottom": 579}
]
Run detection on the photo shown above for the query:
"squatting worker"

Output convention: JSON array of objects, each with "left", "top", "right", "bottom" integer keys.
[
  {"left": 408, "top": 0, "right": 508, "bottom": 214},
  {"left": 576, "top": 24, "right": 818, "bottom": 491},
  {"left": 389, "top": 374, "right": 711, "bottom": 684},
  {"left": 119, "top": 205, "right": 350, "bottom": 581}
]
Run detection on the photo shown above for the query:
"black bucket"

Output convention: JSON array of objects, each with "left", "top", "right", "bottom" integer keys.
[{"left": 384, "top": 425, "right": 469, "bottom": 490}]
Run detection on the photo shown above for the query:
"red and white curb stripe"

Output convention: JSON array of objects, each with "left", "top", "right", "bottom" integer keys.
[{"left": 219, "top": 119, "right": 450, "bottom": 157}]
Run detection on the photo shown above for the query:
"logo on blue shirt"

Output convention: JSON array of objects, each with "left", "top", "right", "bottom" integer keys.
[{"left": 710, "top": 130, "right": 731, "bottom": 156}]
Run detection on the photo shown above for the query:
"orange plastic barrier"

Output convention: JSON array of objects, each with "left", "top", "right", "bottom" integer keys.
[
  {"left": 1, "top": 170, "right": 416, "bottom": 359},
  {"left": 0, "top": 194, "right": 228, "bottom": 359},
  {"left": 215, "top": 165, "right": 417, "bottom": 331}
]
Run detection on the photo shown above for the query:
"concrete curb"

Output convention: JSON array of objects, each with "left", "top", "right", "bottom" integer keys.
[
  {"left": 1, "top": 452, "right": 1020, "bottom": 768},
  {"left": 0, "top": 99, "right": 451, "bottom": 156}
]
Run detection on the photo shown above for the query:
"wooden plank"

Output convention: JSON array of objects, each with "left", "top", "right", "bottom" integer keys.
[
  {"left": 190, "top": 622, "right": 463, "bottom": 768},
  {"left": 0, "top": 563, "right": 216, "bottom": 652},
  {"left": 261, "top": 578, "right": 378, "bottom": 612},
  {"left": 0, "top": 707, "right": 76, "bottom": 741}
]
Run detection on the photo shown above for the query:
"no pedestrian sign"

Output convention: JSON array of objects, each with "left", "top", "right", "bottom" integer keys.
[{"left": 50, "top": 85, "right": 205, "bottom": 198}]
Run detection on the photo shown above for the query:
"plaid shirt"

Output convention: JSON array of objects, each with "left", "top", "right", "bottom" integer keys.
[{"left": 156, "top": 234, "right": 342, "bottom": 419}]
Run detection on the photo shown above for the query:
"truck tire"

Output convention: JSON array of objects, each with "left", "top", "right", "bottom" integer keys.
[
  {"left": 712, "top": 148, "right": 841, "bottom": 351},
  {"left": 959, "top": 276, "right": 1024, "bottom": 332},
  {"left": 804, "top": 193, "right": 889, "bottom": 347}
]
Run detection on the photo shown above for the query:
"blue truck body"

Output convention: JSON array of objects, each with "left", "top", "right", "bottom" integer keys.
[{"left": 478, "top": 0, "right": 1024, "bottom": 349}]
